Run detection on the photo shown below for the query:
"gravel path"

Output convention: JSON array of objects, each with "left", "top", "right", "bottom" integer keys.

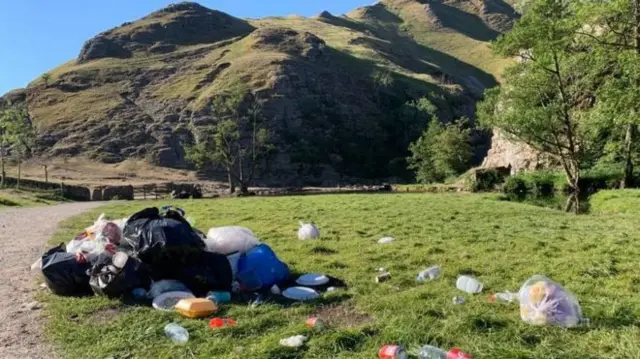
[{"left": 0, "top": 202, "right": 102, "bottom": 359}]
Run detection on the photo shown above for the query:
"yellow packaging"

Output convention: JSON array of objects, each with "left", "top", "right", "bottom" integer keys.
[{"left": 175, "top": 298, "right": 217, "bottom": 319}]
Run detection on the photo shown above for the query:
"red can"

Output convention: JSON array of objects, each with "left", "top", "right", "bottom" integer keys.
[
  {"left": 447, "top": 348, "right": 472, "bottom": 359},
  {"left": 306, "top": 316, "right": 324, "bottom": 328},
  {"left": 379, "top": 345, "right": 408, "bottom": 359}
]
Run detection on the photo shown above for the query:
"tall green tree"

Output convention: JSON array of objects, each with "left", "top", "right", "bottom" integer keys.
[
  {"left": 478, "top": 0, "right": 598, "bottom": 212},
  {"left": 408, "top": 119, "right": 472, "bottom": 183},
  {"left": 575, "top": 0, "right": 640, "bottom": 188},
  {"left": 0, "top": 105, "right": 36, "bottom": 188},
  {"left": 186, "top": 89, "right": 273, "bottom": 194}
]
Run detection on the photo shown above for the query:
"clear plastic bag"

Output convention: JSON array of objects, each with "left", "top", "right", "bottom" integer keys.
[
  {"left": 519, "top": 275, "right": 583, "bottom": 328},
  {"left": 205, "top": 226, "right": 260, "bottom": 255},
  {"left": 297, "top": 221, "right": 320, "bottom": 240}
]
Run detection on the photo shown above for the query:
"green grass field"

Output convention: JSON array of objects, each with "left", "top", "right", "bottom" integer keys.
[
  {"left": 0, "top": 188, "right": 67, "bottom": 207},
  {"left": 43, "top": 193, "right": 640, "bottom": 358}
]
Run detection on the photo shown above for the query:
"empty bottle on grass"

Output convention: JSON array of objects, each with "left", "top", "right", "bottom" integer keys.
[
  {"left": 164, "top": 323, "right": 189, "bottom": 345},
  {"left": 417, "top": 345, "right": 471, "bottom": 359},
  {"left": 417, "top": 266, "right": 441, "bottom": 281}
]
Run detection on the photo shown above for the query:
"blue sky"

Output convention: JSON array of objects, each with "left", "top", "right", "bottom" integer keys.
[{"left": 0, "top": 0, "right": 374, "bottom": 95}]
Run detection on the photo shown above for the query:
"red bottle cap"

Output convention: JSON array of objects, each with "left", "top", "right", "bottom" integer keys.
[{"left": 447, "top": 348, "right": 472, "bottom": 359}]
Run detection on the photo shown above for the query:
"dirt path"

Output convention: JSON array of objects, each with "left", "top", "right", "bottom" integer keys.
[{"left": 0, "top": 202, "right": 102, "bottom": 359}]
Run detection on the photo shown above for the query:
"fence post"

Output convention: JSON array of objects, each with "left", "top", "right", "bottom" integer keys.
[
  {"left": 154, "top": 184, "right": 158, "bottom": 200},
  {"left": 143, "top": 186, "right": 146, "bottom": 200},
  {"left": 44, "top": 165, "right": 48, "bottom": 183}
]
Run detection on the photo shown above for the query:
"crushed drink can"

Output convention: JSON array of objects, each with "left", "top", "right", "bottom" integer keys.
[
  {"left": 379, "top": 345, "right": 408, "bottom": 359},
  {"left": 447, "top": 348, "right": 472, "bottom": 359},
  {"left": 376, "top": 272, "right": 392, "bottom": 283},
  {"left": 306, "top": 316, "right": 324, "bottom": 329}
]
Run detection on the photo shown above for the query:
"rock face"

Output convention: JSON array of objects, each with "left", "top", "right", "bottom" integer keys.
[
  {"left": 78, "top": 2, "right": 255, "bottom": 62},
  {"left": 481, "top": 129, "right": 550, "bottom": 173}
]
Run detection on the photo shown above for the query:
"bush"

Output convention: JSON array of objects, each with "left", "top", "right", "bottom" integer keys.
[
  {"left": 466, "top": 168, "right": 509, "bottom": 192},
  {"left": 503, "top": 176, "right": 528, "bottom": 200}
]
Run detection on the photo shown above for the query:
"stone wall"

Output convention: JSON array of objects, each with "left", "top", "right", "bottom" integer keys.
[{"left": 102, "top": 185, "right": 134, "bottom": 200}]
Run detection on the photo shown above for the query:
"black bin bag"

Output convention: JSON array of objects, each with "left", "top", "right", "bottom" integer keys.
[
  {"left": 120, "top": 207, "right": 205, "bottom": 277},
  {"left": 41, "top": 243, "right": 92, "bottom": 296},
  {"left": 89, "top": 252, "right": 152, "bottom": 298},
  {"left": 177, "top": 251, "right": 233, "bottom": 296}
]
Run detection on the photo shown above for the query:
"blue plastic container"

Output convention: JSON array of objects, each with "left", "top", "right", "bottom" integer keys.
[{"left": 236, "top": 244, "right": 290, "bottom": 291}]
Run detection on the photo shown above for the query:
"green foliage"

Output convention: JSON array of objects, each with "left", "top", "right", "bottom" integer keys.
[
  {"left": 185, "top": 88, "right": 274, "bottom": 192},
  {"left": 41, "top": 72, "right": 51, "bottom": 85},
  {"left": 408, "top": 119, "right": 472, "bottom": 183},
  {"left": 466, "top": 168, "right": 508, "bottom": 192},
  {"left": 479, "top": 0, "right": 604, "bottom": 211},
  {"left": 1, "top": 105, "right": 37, "bottom": 157},
  {"left": 44, "top": 193, "right": 640, "bottom": 358},
  {"left": 503, "top": 175, "right": 529, "bottom": 200}
]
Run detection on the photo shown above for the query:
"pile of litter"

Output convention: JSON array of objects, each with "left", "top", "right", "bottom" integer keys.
[{"left": 31, "top": 206, "right": 343, "bottom": 344}]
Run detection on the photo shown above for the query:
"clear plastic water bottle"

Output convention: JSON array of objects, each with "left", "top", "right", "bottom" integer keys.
[
  {"left": 417, "top": 266, "right": 441, "bottom": 282},
  {"left": 164, "top": 323, "right": 189, "bottom": 345},
  {"left": 418, "top": 346, "right": 471, "bottom": 359}
]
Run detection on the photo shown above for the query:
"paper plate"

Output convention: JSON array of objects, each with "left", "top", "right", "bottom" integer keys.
[
  {"left": 282, "top": 286, "right": 320, "bottom": 301},
  {"left": 152, "top": 291, "right": 195, "bottom": 311},
  {"left": 296, "top": 273, "right": 330, "bottom": 286}
]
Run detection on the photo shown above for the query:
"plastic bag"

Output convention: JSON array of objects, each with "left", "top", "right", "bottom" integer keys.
[
  {"left": 519, "top": 275, "right": 583, "bottom": 328},
  {"left": 120, "top": 207, "right": 205, "bottom": 269},
  {"left": 298, "top": 221, "right": 320, "bottom": 240},
  {"left": 237, "top": 244, "right": 290, "bottom": 291},
  {"left": 41, "top": 243, "right": 92, "bottom": 296},
  {"left": 176, "top": 251, "right": 233, "bottom": 296},
  {"left": 205, "top": 226, "right": 260, "bottom": 255},
  {"left": 148, "top": 280, "right": 191, "bottom": 299},
  {"left": 88, "top": 252, "right": 151, "bottom": 298}
]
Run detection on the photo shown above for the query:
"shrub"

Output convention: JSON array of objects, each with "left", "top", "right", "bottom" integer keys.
[
  {"left": 466, "top": 168, "right": 509, "bottom": 192},
  {"left": 503, "top": 176, "right": 528, "bottom": 200}
]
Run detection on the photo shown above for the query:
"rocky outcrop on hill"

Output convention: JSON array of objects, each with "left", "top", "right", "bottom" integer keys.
[{"left": 78, "top": 2, "right": 255, "bottom": 62}]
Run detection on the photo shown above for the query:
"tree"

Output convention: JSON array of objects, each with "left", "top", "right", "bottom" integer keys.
[
  {"left": 186, "top": 89, "right": 273, "bottom": 194},
  {"left": 41, "top": 73, "right": 51, "bottom": 86},
  {"left": 371, "top": 70, "right": 394, "bottom": 108},
  {"left": 407, "top": 119, "right": 473, "bottom": 183},
  {"left": 478, "top": 0, "right": 597, "bottom": 213},
  {"left": 575, "top": 0, "right": 640, "bottom": 188},
  {"left": 0, "top": 105, "right": 36, "bottom": 189}
]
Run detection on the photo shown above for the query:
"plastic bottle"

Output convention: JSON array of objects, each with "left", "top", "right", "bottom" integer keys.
[
  {"left": 456, "top": 276, "right": 483, "bottom": 294},
  {"left": 489, "top": 291, "right": 515, "bottom": 303},
  {"left": 417, "top": 346, "right": 471, "bottom": 359},
  {"left": 417, "top": 266, "right": 441, "bottom": 281},
  {"left": 164, "top": 323, "right": 189, "bottom": 345}
]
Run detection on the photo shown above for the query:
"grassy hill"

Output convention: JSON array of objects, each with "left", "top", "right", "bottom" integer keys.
[{"left": 2, "top": 1, "right": 518, "bottom": 185}]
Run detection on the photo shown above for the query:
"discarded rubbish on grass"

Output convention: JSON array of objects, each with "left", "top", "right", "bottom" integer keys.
[
  {"left": 376, "top": 272, "right": 392, "bottom": 283},
  {"left": 378, "top": 344, "right": 408, "bottom": 359},
  {"left": 175, "top": 298, "right": 217, "bottom": 319},
  {"left": 298, "top": 221, "right": 320, "bottom": 240},
  {"left": 378, "top": 236, "right": 396, "bottom": 244},
  {"left": 456, "top": 275, "right": 483, "bottom": 294},
  {"left": 209, "top": 317, "right": 237, "bottom": 329},
  {"left": 306, "top": 316, "right": 324, "bottom": 329},
  {"left": 279, "top": 335, "right": 307, "bottom": 348},
  {"left": 417, "top": 266, "right": 441, "bottom": 282},
  {"left": 453, "top": 296, "right": 466, "bottom": 305},
  {"left": 489, "top": 291, "right": 516, "bottom": 304},
  {"left": 519, "top": 275, "right": 583, "bottom": 328},
  {"left": 164, "top": 323, "right": 189, "bottom": 345}
]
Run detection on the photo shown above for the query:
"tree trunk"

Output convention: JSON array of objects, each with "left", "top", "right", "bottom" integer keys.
[
  {"left": 227, "top": 171, "right": 236, "bottom": 194},
  {"left": 622, "top": 122, "right": 636, "bottom": 188},
  {"left": 239, "top": 183, "right": 249, "bottom": 194}
]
